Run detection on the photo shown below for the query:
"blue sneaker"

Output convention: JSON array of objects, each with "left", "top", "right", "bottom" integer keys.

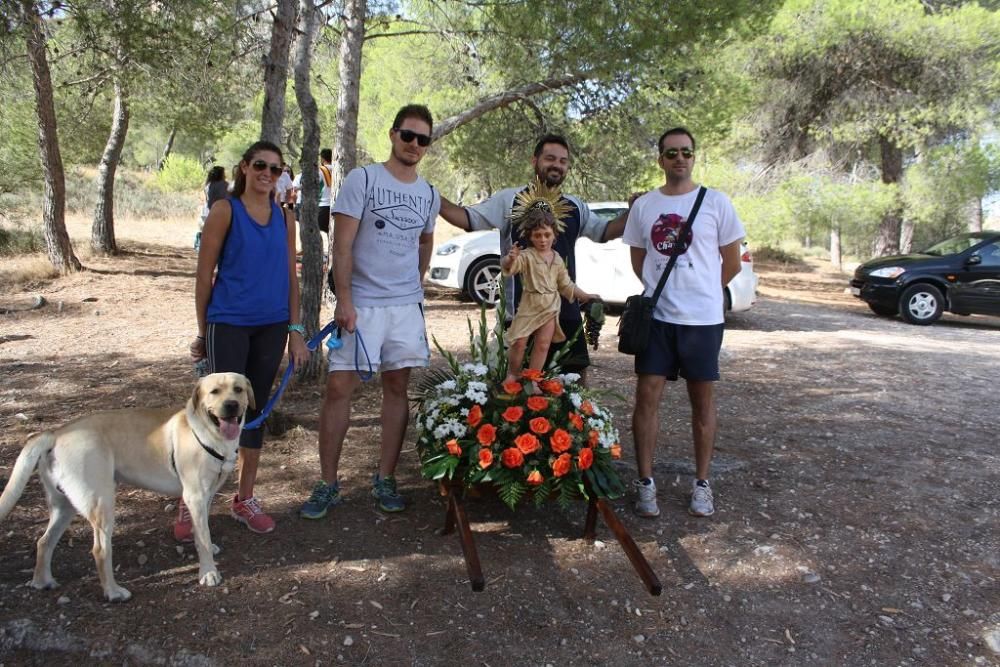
[
  {"left": 371, "top": 474, "right": 405, "bottom": 513},
  {"left": 299, "top": 480, "right": 341, "bottom": 519}
]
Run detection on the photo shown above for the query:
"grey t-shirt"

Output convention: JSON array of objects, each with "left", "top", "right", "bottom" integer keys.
[{"left": 333, "top": 163, "right": 440, "bottom": 306}]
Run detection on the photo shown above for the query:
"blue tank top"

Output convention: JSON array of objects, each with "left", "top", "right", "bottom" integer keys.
[{"left": 207, "top": 197, "right": 290, "bottom": 326}]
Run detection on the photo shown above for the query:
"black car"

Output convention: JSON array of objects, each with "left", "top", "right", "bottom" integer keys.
[{"left": 850, "top": 231, "right": 1000, "bottom": 325}]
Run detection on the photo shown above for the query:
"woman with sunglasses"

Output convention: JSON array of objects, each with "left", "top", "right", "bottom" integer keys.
[{"left": 184, "top": 140, "right": 310, "bottom": 540}]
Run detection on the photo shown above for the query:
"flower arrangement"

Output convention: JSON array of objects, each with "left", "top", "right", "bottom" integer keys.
[{"left": 415, "top": 306, "right": 625, "bottom": 510}]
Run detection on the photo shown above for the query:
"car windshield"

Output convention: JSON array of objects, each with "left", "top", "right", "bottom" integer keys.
[
  {"left": 590, "top": 207, "right": 626, "bottom": 223},
  {"left": 923, "top": 233, "right": 996, "bottom": 256}
]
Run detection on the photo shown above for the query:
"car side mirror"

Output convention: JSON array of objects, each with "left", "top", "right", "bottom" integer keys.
[{"left": 965, "top": 254, "right": 982, "bottom": 266}]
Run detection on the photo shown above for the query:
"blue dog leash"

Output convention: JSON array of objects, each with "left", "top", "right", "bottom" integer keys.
[{"left": 244, "top": 321, "right": 373, "bottom": 431}]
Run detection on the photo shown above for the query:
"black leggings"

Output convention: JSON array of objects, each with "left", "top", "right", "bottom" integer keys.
[{"left": 206, "top": 322, "right": 287, "bottom": 449}]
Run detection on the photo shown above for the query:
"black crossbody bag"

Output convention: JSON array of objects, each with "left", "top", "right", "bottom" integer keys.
[{"left": 617, "top": 186, "right": 707, "bottom": 356}]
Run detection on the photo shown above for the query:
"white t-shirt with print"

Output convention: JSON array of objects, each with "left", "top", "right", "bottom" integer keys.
[{"left": 623, "top": 186, "right": 745, "bottom": 326}]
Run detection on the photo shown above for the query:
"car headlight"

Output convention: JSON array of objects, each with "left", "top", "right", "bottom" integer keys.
[
  {"left": 869, "top": 266, "right": 905, "bottom": 279},
  {"left": 435, "top": 244, "right": 459, "bottom": 256}
]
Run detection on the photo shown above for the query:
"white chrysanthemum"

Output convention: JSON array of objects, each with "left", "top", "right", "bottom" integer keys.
[
  {"left": 437, "top": 380, "right": 457, "bottom": 392},
  {"left": 569, "top": 393, "right": 583, "bottom": 408},
  {"left": 467, "top": 381, "right": 488, "bottom": 393},
  {"left": 558, "top": 372, "right": 581, "bottom": 385}
]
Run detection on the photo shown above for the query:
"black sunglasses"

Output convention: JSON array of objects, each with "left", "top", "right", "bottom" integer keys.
[
  {"left": 394, "top": 128, "right": 432, "bottom": 147},
  {"left": 250, "top": 159, "right": 283, "bottom": 176},
  {"left": 661, "top": 147, "right": 694, "bottom": 160}
]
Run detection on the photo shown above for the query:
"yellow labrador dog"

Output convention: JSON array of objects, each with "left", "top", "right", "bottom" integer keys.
[{"left": 0, "top": 372, "right": 253, "bottom": 601}]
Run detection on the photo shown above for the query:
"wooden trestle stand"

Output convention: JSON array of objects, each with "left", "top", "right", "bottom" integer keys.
[{"left": 439, "top": 480, "right": 662, "bottom": 595}]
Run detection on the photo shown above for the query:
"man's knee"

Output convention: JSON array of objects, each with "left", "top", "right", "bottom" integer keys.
[
  {"left": 324, "top": 372, "right": 358, "bottom": 402},
  {"left": 381, "top": 369, "right": 411, "bottom": 397}
]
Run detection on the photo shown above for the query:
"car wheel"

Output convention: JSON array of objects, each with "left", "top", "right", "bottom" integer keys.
[
  {"left": 899, "top": 283, "right": 944, "bottom": 325},
  {"left": 867, "top": 303, "right": 897, "bottom": 317},
  {"left": 464, "top": 256, "right": 502, "bottom": 305}
]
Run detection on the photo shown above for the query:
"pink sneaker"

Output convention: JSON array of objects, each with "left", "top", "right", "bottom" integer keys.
[
  {"left": 173, "top": 499, "right": 194, "bottom": 543},
  {"left": 230, "top": 495, "right": 276, "bottom": 534}
]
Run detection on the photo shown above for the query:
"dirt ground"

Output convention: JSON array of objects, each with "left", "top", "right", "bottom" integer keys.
[{"left": 0, "top": 218, "right": 998, "bottom": 666}]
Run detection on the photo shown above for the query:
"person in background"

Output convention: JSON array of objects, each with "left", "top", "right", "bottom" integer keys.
[
  {"left": 185, "top": 140, "right": 310, "bottom": 540},
  {"left": 275, "top": 162, "right": 295, "bottom": 210}
]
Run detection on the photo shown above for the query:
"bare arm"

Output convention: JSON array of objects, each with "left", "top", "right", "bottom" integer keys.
[
  {"left": 419, "top": 231, "right": 434, "bottom": 282},
  {"left": 630, "top": 246, "right": 646, "bottom": 282},
  {"left": 600, "top": 192, "right": 644, "bottom": 241},
  {"left": 333, "top": 212, "right": 360, "bottom": 332},
  {"left": 720, "top": 239, "right": 743, "bottom": 286},
  {"left": 438, "top": 195, "right": 471, "bottom": 231}
]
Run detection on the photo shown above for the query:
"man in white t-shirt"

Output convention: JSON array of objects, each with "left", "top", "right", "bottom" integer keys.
[
  {"left": 299, "top": 104, "right": 440, "bottom": 520},
  {"left": 622, "top": 127, "right": 745, "bottom": 520}
]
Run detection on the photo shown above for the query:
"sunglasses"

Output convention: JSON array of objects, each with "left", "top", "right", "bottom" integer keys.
[
  {"left": 394, "top": 128, "right": 432, "bottom": 147},
  {"left": 660, "top": 147, "right": 694, "bottom": 160},
  {"left": 250, "top": 159, "right": 283, "bottom": 176}
]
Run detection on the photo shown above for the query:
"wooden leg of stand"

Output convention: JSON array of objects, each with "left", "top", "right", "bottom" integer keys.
[
  {"left": 449, "top": 493, "right": 485, "bottom": 592},
  {"left": 596, "top": 499, "right": 662, "bottom": 596},
  {"left": 442, "top": 488, "right": 457, "bottom": 536},
  {"left": 583, "top": 496, "right": 598, "bottom": 540}
]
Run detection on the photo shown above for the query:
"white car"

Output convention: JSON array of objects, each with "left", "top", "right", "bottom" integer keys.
[{"left": 428, "top": 201, "right": 758, "bottom": 313}]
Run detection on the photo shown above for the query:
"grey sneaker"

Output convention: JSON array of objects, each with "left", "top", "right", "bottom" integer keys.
[
  {"left": 299, "top": 480, "right": 342, "bottom": 519},
  {"left": 689, "top": 480, "right": 715, "bottom": 517},
  {"left": 372, "top": 474, "right": 405, "bottom": 513},
  {"left": 633, "top": 478, "right": 660, "bottom": 518}
]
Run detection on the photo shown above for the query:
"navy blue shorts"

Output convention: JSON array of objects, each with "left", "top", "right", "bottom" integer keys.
[{"left": 634, "top": 320, "right": 724, "bottom": 381}]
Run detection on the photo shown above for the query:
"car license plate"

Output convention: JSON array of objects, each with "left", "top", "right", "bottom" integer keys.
[{"left": 850, "top": 287, "right": 861, "bottom": 296}]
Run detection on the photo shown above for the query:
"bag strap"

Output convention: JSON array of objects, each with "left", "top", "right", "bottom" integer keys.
[{"left": 649, "top": 186, "right": 707, "bottom": 304}]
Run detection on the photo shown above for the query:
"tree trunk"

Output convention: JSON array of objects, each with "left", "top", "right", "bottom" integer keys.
[
  {"left": 331, "top": 0, "right": 366, "bottom": 194},
  {"left": 830, "top": 224, "right": 842, "bottom": 272},
  {"left": 21, "top": 0, "right": 80, "bottom": 274},
  {"left": 967, "top": 198, "right": 983, "bottom": 233},
  {"left": 260, "top": 0, "right": 297, "bottom": 145},
  {"left": 873, "top": 136, "right": 903, "bottom": 257},
  {"left": 292, "top": 0, "right": 325, "bottom": 380},
  {"left": 899, "top": 219, "right": 914, "bottom": 254},
  {"left": 157, "top": 127, "right": 176, "bottom": 171},
  {"left": 92, "top": 76, "right": 129, "bottom": 255}
]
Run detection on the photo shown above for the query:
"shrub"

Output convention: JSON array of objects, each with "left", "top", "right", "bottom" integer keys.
[
  {"left": 754, "top": 245, "right": 804, "bottom": 265},
  {"left": 155, "top": 154, "right": 204, "bottom": 192},
  {"left": 0, "top": 222, "right": 44, "bottom": 256}
]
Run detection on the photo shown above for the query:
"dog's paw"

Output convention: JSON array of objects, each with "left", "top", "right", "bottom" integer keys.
[
  {"left": 28, "top": 577, "right": 58, "bottom": 591},
  {"left": 105, "top": 585, "right": 132, "bottom": 602},
  {"left": 199, "top": 570, "right": 222, "bottom": 587}
]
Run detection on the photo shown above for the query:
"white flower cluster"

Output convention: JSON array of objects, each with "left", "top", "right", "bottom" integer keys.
[
  {"left": 584, "top": 403, "right": 618, "bottom": 449},
  {"left": 418, "top": 371, "right": 488, "bottom": 446}
]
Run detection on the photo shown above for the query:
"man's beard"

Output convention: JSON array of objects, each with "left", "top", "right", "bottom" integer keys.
[
  {"left": 535, "top": 167, "right": 565, "bottom": 187},
  {"left": 393, "top": 145, "right": 421, "bottom": 167}
]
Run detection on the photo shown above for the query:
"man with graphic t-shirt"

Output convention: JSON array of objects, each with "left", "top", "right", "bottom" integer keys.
[
  {"left": 438, "top": 134, "right": 631, "bottom": 382},
  {"left": 299, "top": 104, "right": 441, "bottom": 519},
  {"left": 623, "top": 127, "right": 745, "bottom": 520}
]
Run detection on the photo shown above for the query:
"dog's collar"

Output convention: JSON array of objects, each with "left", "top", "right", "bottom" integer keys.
[{"left": 192, "top": 428, "right": 228, "bottom": 462}]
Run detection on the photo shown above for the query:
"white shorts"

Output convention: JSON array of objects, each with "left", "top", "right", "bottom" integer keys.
[{"left": 327, "top": 302, "right": 430, "bottom": 374}]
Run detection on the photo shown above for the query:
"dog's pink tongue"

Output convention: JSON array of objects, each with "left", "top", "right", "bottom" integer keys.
[{"left": 220, "top": 418, "right": 241, "bottom": 440}]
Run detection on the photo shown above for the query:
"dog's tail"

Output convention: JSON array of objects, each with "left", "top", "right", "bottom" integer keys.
[{"left": 0, "top": 432, "right": 56, "bottom": 523}]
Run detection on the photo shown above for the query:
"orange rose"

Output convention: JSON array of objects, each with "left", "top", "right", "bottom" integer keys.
[
  {"left": 587, "top": 430, "right": 600, "bottom": 447},
  {"left": 580, "top": 400, "right": 594, "bottom": 416},
  {"left": 501, "top": 447, "right": 525, "bottom": 468},
  {"left": 514, "top": 433, "right": 540, "bottom": 455},
  {"left": 610, "top": 443, "right": 622, "bottom": 459},
  {"left": 550, "top": 428, "right": 572, "bottom": 453},
  {"left": 478, "top": 448, "right": 494, "bottom": 469},
  {"left": 467, "top": 405, "right": 483, "bottom": 428},
  {"left": 526, "top": 396, "right": 549, "bottom": 412},
  {"left": 526, "top": 470, "right": 544, "bottom": 486},
  {"left": 539, "top": 379, "right": 563, "bottom": 396},
  {"left": 446, "top": 439, "right": 462, "bottom": 456},
  {"left": 577, "top": 447, "right": 594, "bottom": 470},
  {"left": 552, "top": 453, "right": 572, "bottom": 477},
  {"left": 501, "top": 406, "right": 524, "bottom": 423},
  {"left": 501, "top": 379, "right": 523, "bottom": 395},
  {"left": 529, "top": 417, "right": 551, "bottom": 435},
  {"left": 520, "top": 369, "right": 543, "bottom": 381},
  {"left": 568, "top": 412, "right": 584, "bottom": 431},
  {"left": 477, "top": 423, "right": 497, "bottom": 446}
]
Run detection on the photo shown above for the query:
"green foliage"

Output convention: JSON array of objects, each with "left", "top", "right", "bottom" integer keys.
[
  {"left": 155, "top": 154, "right": 203, "bottom": 192},
  {"left": 0, "top": 72, "right": 42, "bottom": 194},
  {"left": 0, "top": 219, "right": 45, "bottom": 256}
]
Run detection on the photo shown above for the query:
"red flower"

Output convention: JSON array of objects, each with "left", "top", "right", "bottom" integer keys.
[
  {"left": 477, "top": 423, "right": 497, "bottom": 446},
  {"left": 502, "top": 379, "right": 523, "bottom": 395},
  {"left": 529, "top": 417, "right": 551, "bottom": 435},
  {"left": 568, "top": 412, "right": 584, "bottom": 431},
  {"left": 526, "top": 470, "right": 544, "bottom": 486},
  {"left": 478, "top": 449, "right": 494, "bottom": 469},
  {"left": 577, "top": 447, "right": 594, "bottom": 470},
  {"left": 610, "top": 443, "right": 622, "bottom": 459},
  {"left": 467, "top": 405, "right": 483, "bottom": 427},
  {"left": 552, "top": 453, "right": 572, "bottom": 477},
  {"left": 580, "top": 400, "right": 594, "bottom": 416},
  {"left": 520, "top": 369, "right": 543, "bottom": 381},
  {"left": 514, "top": 433, "right": 540, "bottom": 455},
  {"left": 501, "top": 447, "right": 525, "bottom": 468},
  {"left": 446, "top": 439, "right": 461, "bottom": 456},
  {"left": 550, "top": 428, "right": 572, "bottom": 454},
  {"left": 587, "top": 430, "right": 600, "bottom": 447},
  {"left": 501, "top": 406, "right": 524, "bottom": 423},
  {"left": 526, "top": 396, "right": 549, "bottom": 412},
  {"left": 539, "top": 379, "right": 563, "bottom": 396}
]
